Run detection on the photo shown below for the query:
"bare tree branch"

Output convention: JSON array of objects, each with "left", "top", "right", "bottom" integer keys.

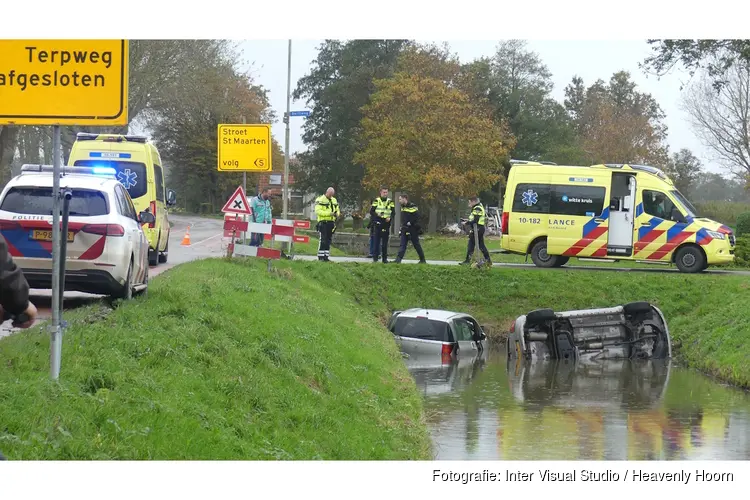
[{"left": 683, "top": 60, "right": 750, "bottom": 180}]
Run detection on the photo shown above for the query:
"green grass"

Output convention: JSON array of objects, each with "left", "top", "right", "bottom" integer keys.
[
  {"left": 0, "top": 259, "right": 431, "bottom": 460},
  {"left": 288, "top": 262, "right": 750, "bottom": 388}
]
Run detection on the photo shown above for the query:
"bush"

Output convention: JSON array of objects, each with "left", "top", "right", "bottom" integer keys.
[
  {"left": 734, "top": 236, "right": 750, "bottom": 266},
  {"left": 695, "top": 201, "right": 750, "bottom": 226},
  {"left": 736, "top": 212, "right": 750, "bottom": 236}
]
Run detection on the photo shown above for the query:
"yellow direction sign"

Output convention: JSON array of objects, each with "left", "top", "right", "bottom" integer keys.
[
  {"left": 0, "top": 39, "right": 129, "bottom": 126},
  {"left": 217, "top": 124, "right": 272, "bottom": 172}
]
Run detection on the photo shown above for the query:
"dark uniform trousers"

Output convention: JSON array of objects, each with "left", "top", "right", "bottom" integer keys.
[
  {"left": 397, "top": 230, "right": 425, "bottom": 261},
  {"left": 317, "top": 221, "right": 336, "bottom": 261},
  {"left": 372, "top": 222, "right": 390, "bottom": 262},
  {"left": 467, "top": 225, "right": 491, "bottom": 261}
]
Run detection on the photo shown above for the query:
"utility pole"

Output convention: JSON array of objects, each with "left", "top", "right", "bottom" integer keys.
[
  {"left": 50, "top": 125, "right": 62, "bottom": 380},
  {"left": 241, "top": 116, "right": 247, "bottom": 244},
  {"left": 283, "top": 39, "right": 292, "bottom": 221}
]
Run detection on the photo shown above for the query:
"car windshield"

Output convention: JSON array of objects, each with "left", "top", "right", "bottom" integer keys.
[
  {"left": 73, "top": 160, "right": 148, "bottom": 199},
  {"left": 670, "top": 189, "right": 699, "bottom": 218},
  {"left": 0, "top": 187, "right": 109, "bottom": 216},
  {"left": 393, "top": 316, "right": 451, "bottom": 342}
]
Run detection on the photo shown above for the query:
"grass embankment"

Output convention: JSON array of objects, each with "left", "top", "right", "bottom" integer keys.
[
  {"left": 289, "top": 262, "right": 750, "bottom": 388},
  {"left": 0, "top": 259, "right": 431, "bottom": 460}
]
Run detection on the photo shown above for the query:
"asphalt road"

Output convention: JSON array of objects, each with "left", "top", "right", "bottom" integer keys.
[
  {"left": 3, "top": 214, "right": 748, "bottom": 337},
  {"left": 0, "top": 214, "right": 225, "bottom": 338}
]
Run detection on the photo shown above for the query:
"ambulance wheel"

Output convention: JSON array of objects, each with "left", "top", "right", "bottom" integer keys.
[
  {"left": 675, "top": 245, "right": 706, "bottom": 273},
  {"left": 530, "top": 240, "right": 560, "bottom": 268},
  {"left": 148, "top": 248, "right": 159, "bottom": 267},
  {"left": 552, "top": 256, "right": 570, "bottom": 267},
  {"left": 159, "top": 241, "right": 168, "bottom": 264}
]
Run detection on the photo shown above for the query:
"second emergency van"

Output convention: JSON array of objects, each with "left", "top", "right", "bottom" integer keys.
[
  {"left": 500, "top": 162, "right": 736, "bottom": 273},
  {"left": 68, "top": 133, "right": 176, "bottom": 266}
]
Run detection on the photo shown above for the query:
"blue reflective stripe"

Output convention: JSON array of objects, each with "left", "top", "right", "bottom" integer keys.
[
  {"left": 581, "top": 208, "right": 609, "bottom": 238},
  {"left": 666, "top": 223, "right": 687, "bottom": 242},
  {"left": 635, "top": 202, "right": 644, "bottom": 217},
  {"left": 638, "top": 217, "right": 662, "bottom": 241},
  {"left": 1, "top": 229, "right": 52, "bottom": 258}
]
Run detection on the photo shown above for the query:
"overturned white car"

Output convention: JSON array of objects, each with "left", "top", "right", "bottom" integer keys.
[{"left": 507, "top": 302, "right": 672, "bottom": 362}]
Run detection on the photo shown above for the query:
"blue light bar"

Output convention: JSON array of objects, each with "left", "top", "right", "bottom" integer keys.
[{"left": 92, "top": 167, "right": 117, "bottom": 176}]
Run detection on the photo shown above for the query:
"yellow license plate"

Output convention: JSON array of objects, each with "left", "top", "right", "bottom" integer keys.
[{"left": 31, "top": 230, "right": 74, "bottom": 242}]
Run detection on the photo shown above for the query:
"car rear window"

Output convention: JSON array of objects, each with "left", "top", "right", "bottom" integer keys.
[
  {"left": 393, "top": 316, "right": 452, "bottom": 342},
  {"left": 0, "top": 187, "right": 109, "bottom": 216},
  {"left": 73, "top": 160, "right": 148, "bottom": 199}
]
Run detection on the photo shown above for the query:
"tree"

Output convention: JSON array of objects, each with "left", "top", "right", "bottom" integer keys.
[
  {"left": 643, "top": 40, "right": 750, "bottom": 90},
  {"left": 664, "top": 148, "right": 704, "bottom": 194},
  {"left": 682, "top": 60, "right": 750, "bottom": 183},
  {"left": 484, "top": 40, "right": 583, "bottom": 163},
  {"left": 1, "top": 41, "right": 240, "bottom": 185},
  {"left": 689, "top": 172, "right": 750, "bottom": 203},
  {"left": 292, "top": 40, "right": 411, "bottom": 208},
  {"left": 564, "top": 71, "right": 669, "bottom": 166},
  {"left": 151, "top": 61, "right": 282, "bottom": 213},
  {"left": 356, "top": 65, "right": 515, "bottom": 204}
]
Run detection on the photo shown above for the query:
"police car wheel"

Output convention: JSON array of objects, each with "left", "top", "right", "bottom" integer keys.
[
  {"left": 530, "top": 240, "right": 559, "bottom": 268},
  {"left": 675, "top": 245, "right": 705, "bottom": 273}
]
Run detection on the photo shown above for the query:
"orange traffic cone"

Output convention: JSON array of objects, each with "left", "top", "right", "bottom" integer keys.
[{"left": 181, "top": 225, "right": 191, "bottom": 246}]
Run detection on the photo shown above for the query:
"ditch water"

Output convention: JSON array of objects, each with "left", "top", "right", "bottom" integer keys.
[{"left": 406, "top": 347, "right": 750, "bottom": 460}]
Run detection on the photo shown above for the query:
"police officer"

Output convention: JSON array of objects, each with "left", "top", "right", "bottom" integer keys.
[
  {"left": 394, "top": 194, "right": 426, "bottom": 264},
  {"left": 370, "top": 186, "right": 395, "bottom": 263},
  {"left": 460, "top": 196, "right": 492, "bottom": 266},
  {"left": 314, "top": 187, "right": 340, "bottom": 262},
  {"left": 366, "top": 196, "right": 376, "bottom": 258}
]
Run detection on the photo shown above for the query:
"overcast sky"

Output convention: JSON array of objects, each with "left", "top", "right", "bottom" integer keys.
[{"left": 240, "top": 39, "right": 719, "bottom": 173}]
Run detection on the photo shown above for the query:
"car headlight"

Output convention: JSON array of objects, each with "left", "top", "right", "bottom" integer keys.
[{"left": 706, "top": 230, "right": 726, "bottom": 240}]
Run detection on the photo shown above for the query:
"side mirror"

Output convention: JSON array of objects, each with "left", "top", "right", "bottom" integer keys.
[
  {"left": 166, "top": 189, "right": 177, "bottom": 206},
  {"left": 139, "top": 211, "right": 156, "bottom": 225}
]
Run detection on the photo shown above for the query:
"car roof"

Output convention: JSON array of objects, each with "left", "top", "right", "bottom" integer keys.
[
  {"left": 5, "top": 172, "right": 119, "bottom": 192},
  {"left": 396, "top": 308, "right": 469, "bottom": 322}
]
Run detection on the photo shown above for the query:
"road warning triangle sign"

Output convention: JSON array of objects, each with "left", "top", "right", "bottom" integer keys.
[{"left": 222, "top": 186, "right": 252, "bottom": 214}]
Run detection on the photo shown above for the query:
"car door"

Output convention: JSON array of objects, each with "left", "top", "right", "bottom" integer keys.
[
  {"left": 634, "top": 189, "right": 688, "bottom": 262},
  {"left": 451, "top": 317, "right": 479, "bottom": 354},
  {"left": 153, "top": 163, "right": 169, "bottom": 249},
  {"left": 547, "top": 180, "right": 610, "bottom": 258},
  {"left": 114, "top": 185, "right": 144, "bottom": 279}
]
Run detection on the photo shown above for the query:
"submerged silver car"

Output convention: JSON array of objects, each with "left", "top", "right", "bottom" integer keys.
[
  {"left": 388, "top": 309, "right": 487, "bottom": 359},
  {"left": 507, "top": 301, "right": 671, "bottom": 362}
]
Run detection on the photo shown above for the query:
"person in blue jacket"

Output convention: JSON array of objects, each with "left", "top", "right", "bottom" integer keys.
[{"left": 250, "top": 188, "right": 272, "bottom": 246}]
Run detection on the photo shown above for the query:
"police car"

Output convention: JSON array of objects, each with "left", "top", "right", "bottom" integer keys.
[{"left": 0, "top": 165, "right": 153, "bottom": 299}]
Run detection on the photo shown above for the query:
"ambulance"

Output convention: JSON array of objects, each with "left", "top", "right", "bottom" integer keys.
[
  {"left": 68, "top": 133, "right": 176, "bottom": 266},
  {"left": 500, "top": 162, "right": 736, "bottom": 273}
]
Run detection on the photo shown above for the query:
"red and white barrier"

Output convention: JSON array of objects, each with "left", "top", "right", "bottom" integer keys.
[{"left": 228, "top": 218, "right": 311, "bottom": 260}]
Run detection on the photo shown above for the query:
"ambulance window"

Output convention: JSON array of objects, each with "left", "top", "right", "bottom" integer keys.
[
  {"left": 550, "top": 185, "right": 606, "bottom": 216},
  {"left": 643, "top": 190, "right": 680, "bottom": 221},
  {"left": 154, "top": 164, "right": 165, "bottom": 202},
  {"left": 512, "top": 184, "right": 550, "bottom": 213}
]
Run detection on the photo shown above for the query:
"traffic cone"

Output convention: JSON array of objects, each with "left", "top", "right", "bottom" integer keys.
[{"left": 181, "top": 225, "right": 191, "bottom": 246}]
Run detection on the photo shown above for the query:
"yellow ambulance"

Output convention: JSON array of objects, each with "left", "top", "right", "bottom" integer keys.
[
  {"left": 500, "top": 162, "right": 736, "bottom": 273},
  {"left": 68, "top": 133, "right": 176, "bottom": 266}
]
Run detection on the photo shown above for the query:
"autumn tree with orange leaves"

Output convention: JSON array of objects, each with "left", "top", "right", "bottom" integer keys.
[{"left": 356, "top": 46, "right": 515, "bottom": 204}]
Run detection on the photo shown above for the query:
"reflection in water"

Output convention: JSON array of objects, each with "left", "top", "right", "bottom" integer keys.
[{"left": 407, "top": 348, "right": 750, "bottom": 460}]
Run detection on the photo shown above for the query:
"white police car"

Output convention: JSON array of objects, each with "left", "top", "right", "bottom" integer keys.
[{"left": 0, "top": 165, "right": 153, "bottom": 299}]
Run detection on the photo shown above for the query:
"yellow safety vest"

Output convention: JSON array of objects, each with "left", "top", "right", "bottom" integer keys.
[
  {"left": 470, "top": 203, "right": 486, "bottom": 226},
  {"left": 315, "top": 195, "right": 339, "bottom": 221},
  {"left": 372, "top": 197, "right": 395, "bottom": 219}
]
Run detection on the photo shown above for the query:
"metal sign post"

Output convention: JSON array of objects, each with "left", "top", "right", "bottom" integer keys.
[{"left": 50, "top": 126, "right": 63, "bottom": 381}]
